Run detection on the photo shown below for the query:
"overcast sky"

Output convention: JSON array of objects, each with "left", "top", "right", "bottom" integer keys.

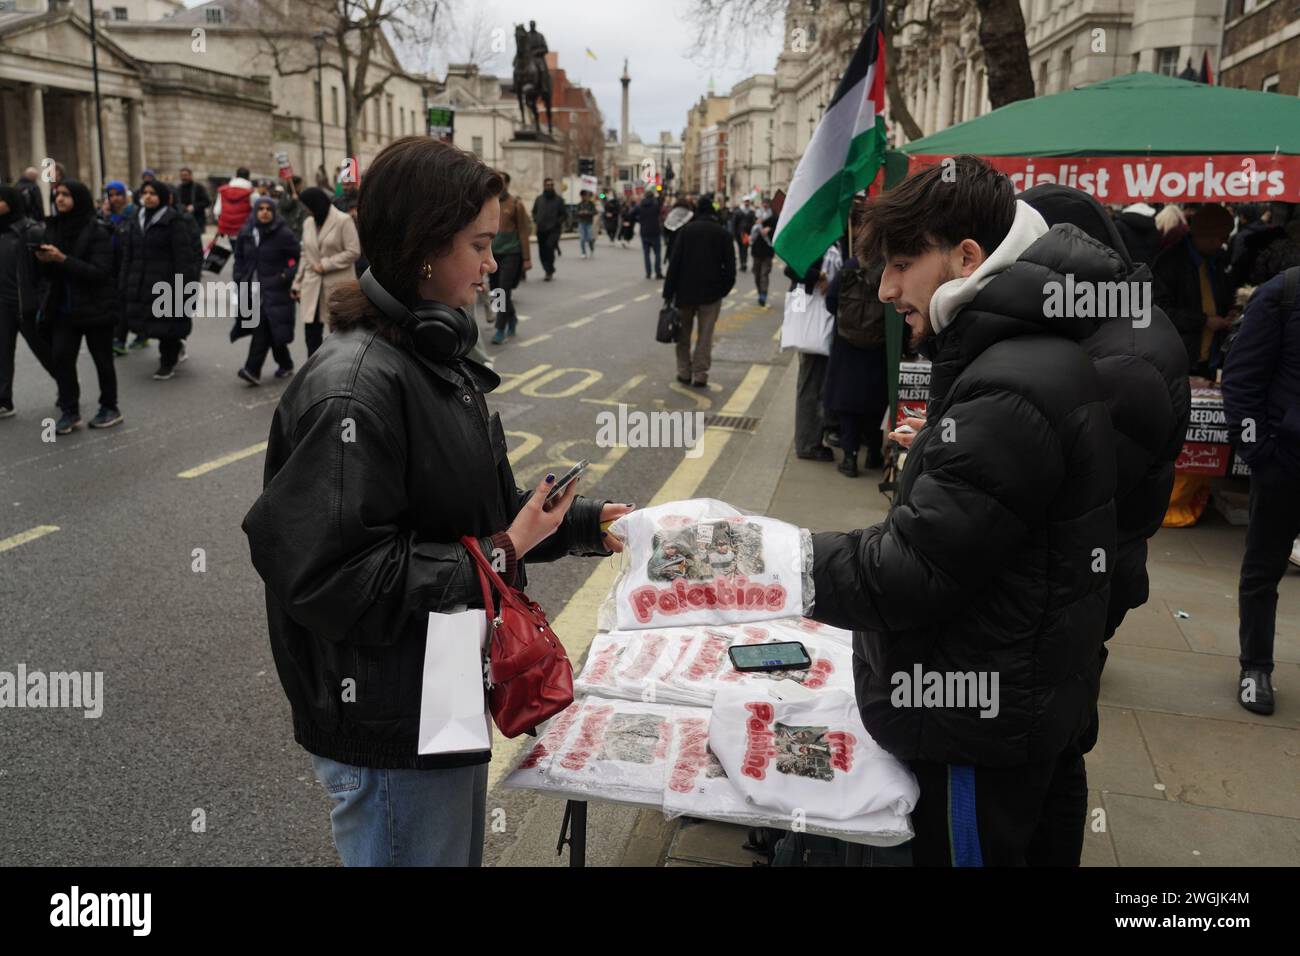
[{"left": 420, "top": 0, "right": 787, "bottom": 141}]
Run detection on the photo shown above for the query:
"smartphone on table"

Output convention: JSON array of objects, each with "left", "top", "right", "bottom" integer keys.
[{"left": 727, "top": 641, "right": 812, "bottom": 673}]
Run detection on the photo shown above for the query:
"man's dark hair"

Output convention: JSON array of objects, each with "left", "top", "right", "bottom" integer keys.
[
  {"left": 329, "top": 137, "right": 503, "bottom": 343},
  {"left": 291, "top": 175, "right": 303, "bottom": 187},
  {"left": 180, "top": 167, "right": 191, "bottom": 174},
  {"left": 857, "top": 154, "right": 1014, "bottom": 263},
  {"left": 236, "top": 166, "right": 250, "bottom": 179},
  {"left": 1236, "top": 203, "right": 1261, "bottom": 225}
]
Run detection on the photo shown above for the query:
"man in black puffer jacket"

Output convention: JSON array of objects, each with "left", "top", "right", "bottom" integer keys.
[{"left": 808, "top": 157, "right": 1117, "bottom": 866}]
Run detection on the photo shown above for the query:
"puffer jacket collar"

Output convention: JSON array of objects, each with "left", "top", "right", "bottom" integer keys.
[{"left": 929, "top": 222, "right": 1129, "bottom": 407}]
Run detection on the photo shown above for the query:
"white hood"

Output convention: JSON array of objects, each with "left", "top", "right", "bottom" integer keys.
[
  {"left": 224, "top": 176, "right": 253, "bottom": 191},
  {"left": 1121, "top": 202, "right": 1157, "bottom": 217},
  {"left": 928, "top": 200, "right": 1049, "bottom": 335}
]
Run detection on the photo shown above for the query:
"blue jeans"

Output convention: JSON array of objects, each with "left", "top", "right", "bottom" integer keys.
[
  {"left": 642, "top": 235, "right": 662, "bottom": 276},
  {"left": 311, "top": 754, "right": 489, "bottom": 867},
  {"left": 579, "top": 222, "right": 595, "bottom": 255}
]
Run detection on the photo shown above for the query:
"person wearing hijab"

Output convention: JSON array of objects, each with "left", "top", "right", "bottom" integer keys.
[
  {"left": 291, "top": 186, "right": 360, "bottom": 359},
  {"left": 119, "top": 179, "right": 202, "bottom": 380},
  {"left": 31, "top": 180, "right": 122, "bottom": 433},
  {"left": 0, "top": 183, "right": 58, "bottom": 419},
  {"left": 232, "top": 195, "right": 300, "bottom": 384}
]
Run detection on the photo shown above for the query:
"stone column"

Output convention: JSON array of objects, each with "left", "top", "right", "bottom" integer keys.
[
  {"left": 28, "top": 85, "right": 49, "bottom": 213},
  {"left": 921, "top": 73, "right": 934, "bottom": 136},
  {"left": 982, "top": 67, "right": 991, "bottom": 113},
  {"left": 937, "top": 42, "right": 956, "bottom": 131},
  {"left": 77, "top": 94, "right": 103, "bottom": 189},
  {"left": 127, "top": 98, "right": 146, "bottom": 183},
  {"left": 962, "top": 54, "right": 975, "bottom": 122}
]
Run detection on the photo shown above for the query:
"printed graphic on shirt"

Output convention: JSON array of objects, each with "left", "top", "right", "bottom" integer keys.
[
  {"left": 609, "top": 498, "right": 804, "bottom": 630},
  {"left": 599, "top": 712, "right": 672, "bottom": 765},
  {"left": 648, "top": 520, "right": 765, "bottom": 582}
]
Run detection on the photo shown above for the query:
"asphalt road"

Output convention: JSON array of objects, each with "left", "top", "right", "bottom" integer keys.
[{"left": 0, "top": 233, "right": 788, "bottom": 865}]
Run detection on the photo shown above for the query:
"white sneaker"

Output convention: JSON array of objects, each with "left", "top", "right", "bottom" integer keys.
[
  {"left": 0, "top": 406, "right": 15, "bottom": 419},
  {"left": 1290, "top": 537, "right": 1300, "bottom": 569}
]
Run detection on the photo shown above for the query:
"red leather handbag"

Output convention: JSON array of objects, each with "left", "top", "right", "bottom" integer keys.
[{"left": 460, "top": 536, "right": 574, "bottom": 739}]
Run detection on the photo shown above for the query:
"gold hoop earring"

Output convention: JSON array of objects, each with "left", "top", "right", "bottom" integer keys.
[{"left": 419, "top": 262, "right": 433, "bottom": 279}]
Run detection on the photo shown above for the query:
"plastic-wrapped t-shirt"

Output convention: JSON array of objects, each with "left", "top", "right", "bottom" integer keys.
[
  {"left": 607, "top": 499, "right": 807, "bottom": 630},
  {"left": 663, "top": 709, "right": 913, "bottom": 842},
  {"left": 708, "top": 686, "right": 919, "bottom": 821},
  {"left": 502, "top": 699, "right": 585, "bottom": 795},
  {"left": 573, "top": 632, "right": 631, "bottom": 698},
  {"left": 545, "top": 698, "right": 679, "bottom": 803}
]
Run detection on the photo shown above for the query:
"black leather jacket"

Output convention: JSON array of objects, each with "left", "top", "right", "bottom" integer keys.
[{"left": 243, "top": 328, "right": 609, "bottom": 769}]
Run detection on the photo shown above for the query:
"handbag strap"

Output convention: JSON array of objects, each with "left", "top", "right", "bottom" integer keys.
[{"left": 460, "top": 535, "right": 526, "bottom": 621}]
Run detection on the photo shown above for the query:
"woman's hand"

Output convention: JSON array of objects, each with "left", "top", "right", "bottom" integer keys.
[
  {"left": 598, "top": 502, "right": 636, "bottom": 553},
  {"left": 506, "top": 473, "right": 579, "bottom": 558},
  {"left": 312, "top": 262, "right": 325, "bottom": 275},
  {"left": 290, "top": 288, "right": 301, "bottom": 301},
  {"left": 34, "top": 244, "right": 66, "bottom": 264}
]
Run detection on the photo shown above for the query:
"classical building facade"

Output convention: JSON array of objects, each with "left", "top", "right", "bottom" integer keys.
[
  {"left": 1, "top": 0, "right": 426, "bottom": 201},
  {"left": 1220, "top": 0, "right": 1300, "bottom": 94},
  {"left": 894, "top": 0, "right": 1229, "bottom": 146},
  {"left": 723, "top": 73, "right": 775, "bottom": 200},
  {"left": 682, "top": 91, "right": 729, "bottom": 195}
]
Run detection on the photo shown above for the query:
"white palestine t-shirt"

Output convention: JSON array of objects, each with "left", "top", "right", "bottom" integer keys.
[
  {"left": 708, "top": 686, "right": 919, "bottom": 821},
  {"left": 545, "top": 698, "right": 678, "bottom": 801},
  {"left": 608, "top": 499, "right": 804, "bottom": 630}
]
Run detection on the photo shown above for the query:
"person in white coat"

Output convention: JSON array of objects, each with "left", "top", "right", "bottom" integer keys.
[{"left": 292, "top": 188, "right": 361, "bottom": 359}]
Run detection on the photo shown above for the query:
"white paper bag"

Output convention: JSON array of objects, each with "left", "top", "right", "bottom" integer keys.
[
  {"left": 780, "top": 288, "right": 834, "bottom": 356},
  {"left": 417, "top": 609, "right": 492, "bottom": 755}
]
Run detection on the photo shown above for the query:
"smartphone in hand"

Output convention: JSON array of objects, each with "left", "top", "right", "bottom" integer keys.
[{"left": 544, "top": 459, "right": 589, "bottom": 506}]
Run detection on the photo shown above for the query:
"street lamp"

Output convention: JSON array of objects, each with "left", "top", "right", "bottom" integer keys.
[{"left": 313, "top": 31, "right": 327, "bottom": 186}]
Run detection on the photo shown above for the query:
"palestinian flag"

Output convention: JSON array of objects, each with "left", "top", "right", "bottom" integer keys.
[{"left": 773, "top": 0, "right": 887, "bottom": 275}]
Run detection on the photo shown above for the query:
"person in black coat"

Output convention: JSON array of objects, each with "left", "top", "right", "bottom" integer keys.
[
  {"left": 808, "top": 158, "right": 1117, "bottom": 866},
  {"left": 1153, "top": 203, "right": 1235, "bottom": 377},
  {"left": 32, "top": 180, "right": 122, "bottom": 433},
  {"left": 662, "top": 194, "right": 735, "bottom": 388},
  {"left": 176, "top": 168, "right": 211, "bottom": 237},
  {"left": 602, "top": 195, "right": 621, "bottom": 243},
  {"left": 823, "top": 244, "right": 889, "bottom": 477},
  {"left": 1222, "top": 266, "right": 1300, "bottom": 716},
  {"left": 619, "top": 200, "right": 637, "bottom": 246},
  {"left": 729, "top": 199, "right": 756, "bottom": 272},
  {"left": 232, "top": 195, "right": 300, "bottom": 384},
  {"left": 638, "top": 192, "right": 663, "bottom": 279},
  {"left": 119, "top": 179, "right": 202, "bottom": 380},
  {"left": 1113, "top": 203, "right": 1160, "bottom": 267},
  {"left": 241, "top": 138, "right": 635, "bottom": 867},
  {"left": 0, "top": 184, "right": 57, "bottom": 419},
  {"left": 1019, "top": 187, "right": 1191, "bottom": 856}
]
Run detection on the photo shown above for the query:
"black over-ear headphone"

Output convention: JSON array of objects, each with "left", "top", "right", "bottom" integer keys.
[{"left": 358, "top": 267, "right": 478, "bottom": 361}]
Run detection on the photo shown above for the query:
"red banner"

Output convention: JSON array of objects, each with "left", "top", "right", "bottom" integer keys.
[{"left": 906, "top": 154, "right": 1300, "bottom": 204}]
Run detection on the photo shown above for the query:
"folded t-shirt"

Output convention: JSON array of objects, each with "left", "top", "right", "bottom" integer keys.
[{"left": 708, "top": 686, "right": 918, "bottom": 821}]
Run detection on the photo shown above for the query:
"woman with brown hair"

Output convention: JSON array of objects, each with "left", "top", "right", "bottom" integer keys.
[{"left": 243, "top": 137, "right": 635, "bottom": 867}]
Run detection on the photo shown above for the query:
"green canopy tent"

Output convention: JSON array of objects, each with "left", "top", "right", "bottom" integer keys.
[{"left": 876, "top": 71, "right": 1300, "bottom": 425}]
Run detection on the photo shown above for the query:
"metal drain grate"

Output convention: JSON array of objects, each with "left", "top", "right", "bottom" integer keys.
[{"left": 706, "top": 414, "right": 760, "bottom": 432}]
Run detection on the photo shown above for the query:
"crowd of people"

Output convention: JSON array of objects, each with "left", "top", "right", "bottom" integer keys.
[{"left": 0, "top": 164, "right": 365, "bottom": 431}]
